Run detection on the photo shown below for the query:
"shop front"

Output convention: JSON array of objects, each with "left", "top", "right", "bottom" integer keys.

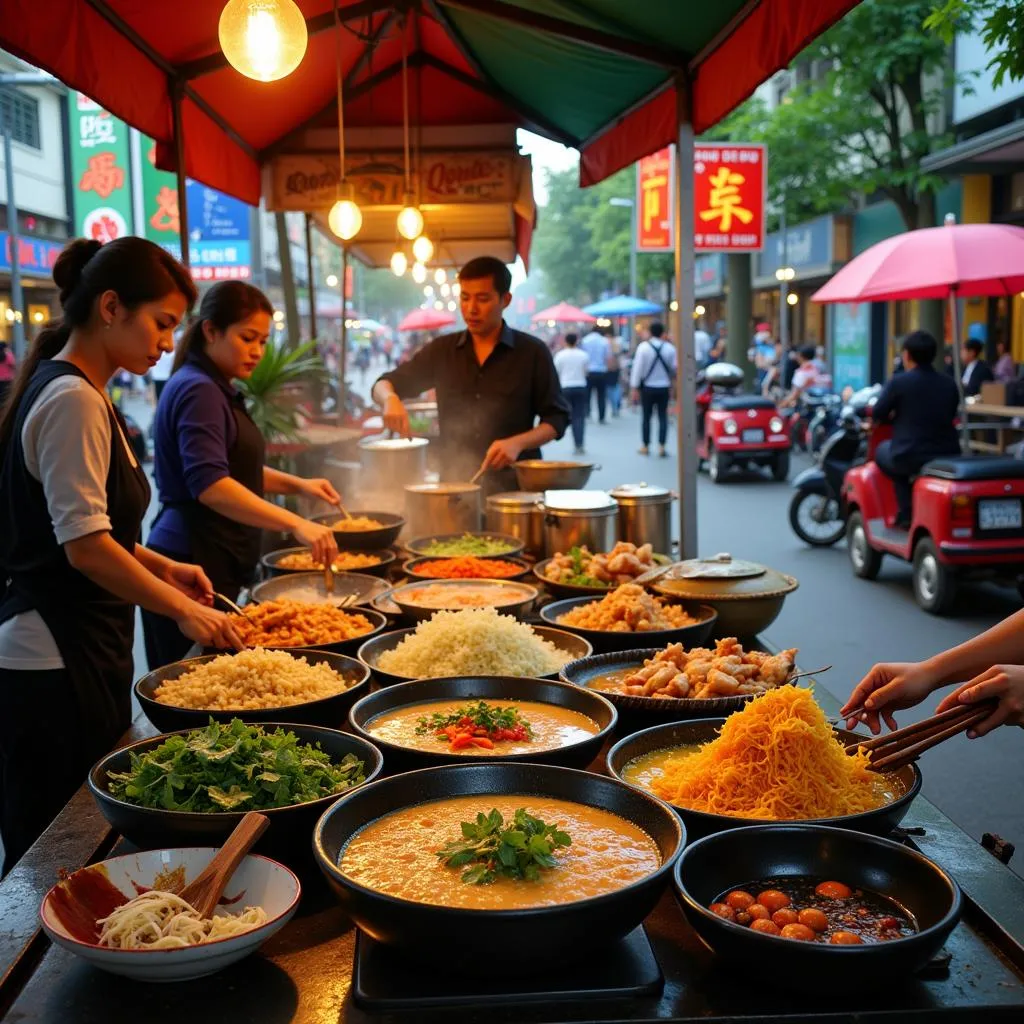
[
  {"left": 0, "top": 231, "right": 62, "bottom": 344},
  {"left": 694, "top": 253, "right": 726, "bottom": 333}
]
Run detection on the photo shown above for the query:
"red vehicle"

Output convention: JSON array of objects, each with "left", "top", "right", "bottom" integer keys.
[
  {"left": 697, "top": 363, "right": 791, "bottom": 483},
  {"left": 843, "top": 424, "right": 1024, "bottom": 613}
]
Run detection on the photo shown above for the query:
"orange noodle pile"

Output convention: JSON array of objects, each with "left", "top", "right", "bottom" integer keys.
[{"left": 648, "top": 685, "right": 892, "bottom": 819}]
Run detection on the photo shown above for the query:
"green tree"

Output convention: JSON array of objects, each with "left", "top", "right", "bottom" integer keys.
[
  {"left": 356, "top": 266, "right": 424, "bottom": 324},
  {"left": 926, "top": 0, "right": 1024, "bottom": 87}
]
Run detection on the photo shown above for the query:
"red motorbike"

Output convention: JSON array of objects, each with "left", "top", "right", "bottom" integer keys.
[
  {"left": 843, "top": 424, "right": 1024, "bottom": 613},
  {"left": 697, "top": 363, "right": 792, "bottom": 483}
]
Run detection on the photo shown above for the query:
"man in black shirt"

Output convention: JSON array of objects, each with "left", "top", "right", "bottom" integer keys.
[
  {"left": 373, "top": 257, "right": 569, "bottom": 492},
  {"left": 872, "top": 330, "right": 961, "bottom": 528},
  {"left": 961, "top": 338, "right": 994, "bottom": 397}
]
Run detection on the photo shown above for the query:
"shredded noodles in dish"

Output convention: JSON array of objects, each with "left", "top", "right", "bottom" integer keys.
[{"left": 96, "top": 890, "right": 268, "bottom": 949}]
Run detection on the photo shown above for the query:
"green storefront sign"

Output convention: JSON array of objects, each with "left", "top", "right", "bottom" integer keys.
[
  {"left": 138, "top": 136, "right": 181, "bottom": 248},
  {"left": 67, "top": 93, "right": 133, "bottom": 241}
]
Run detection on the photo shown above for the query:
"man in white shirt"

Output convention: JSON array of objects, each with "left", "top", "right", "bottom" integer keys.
[
  {"left": 580, "top": 327, "right": 611, "bottom": 424},
  {"left": 693, "top": 325, "right": 712, "bottom": 367},
  {"left": 553, "top": 333, "right": 591, "bottom": 454},
  {"left": 629, "top": 322, "right": 677, "bottom": 456}
]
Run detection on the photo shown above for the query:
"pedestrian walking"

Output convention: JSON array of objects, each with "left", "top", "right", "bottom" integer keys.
[
  {"left": 580, "top": 326, "right": 611, "bottom": 423},
  {"left": 630, "top": 321, "right": 677, "bottom": 457},
  {"left": 553, "top": 332, "right": 590, "bottom": 454},
  {"left": 606, "top": 332, "right": 624, "bottom": 417}
]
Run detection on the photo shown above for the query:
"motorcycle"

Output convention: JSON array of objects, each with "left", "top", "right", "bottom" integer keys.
[
  {"left": 789, "top": 386, "right": 835, "bottom": 452},
  {"left": 788, "top": 385, "right": 880, "bottom": 546},
  {"left": 808, "top": 393, "right": 843, "bottom": 454}
]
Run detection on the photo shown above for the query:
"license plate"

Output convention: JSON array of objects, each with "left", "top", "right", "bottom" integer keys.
[
  {"left": 978, "top": 498, "right": 1022, "bottom": 531},
  {"left": 741, "top": 429, "right": 764, "bottom": 443}
]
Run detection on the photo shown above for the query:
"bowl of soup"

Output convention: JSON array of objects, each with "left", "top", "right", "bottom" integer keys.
[
  {"left": 313, "top": 762, "right": 684, "bottom": 973},
  {"left": 388, "top": 578, "right": 539, "bottom": 623},
  {"left": 348, "top": 676, "right": 616, "bottom": 770}
]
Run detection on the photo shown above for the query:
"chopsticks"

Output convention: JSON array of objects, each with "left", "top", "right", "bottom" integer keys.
[
  {"left": 847, "top": 701, "right": 997, "bottom": 772},
  {"left": 214, "top": 592, "right": 256, "bottom": 622},
  {"left": 470, "top": 463, "right": 487, "bottom": 485}
]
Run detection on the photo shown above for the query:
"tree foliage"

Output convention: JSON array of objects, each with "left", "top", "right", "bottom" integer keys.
[{"left": 925, "top": 0, "right": 1024, "bottom": 88}]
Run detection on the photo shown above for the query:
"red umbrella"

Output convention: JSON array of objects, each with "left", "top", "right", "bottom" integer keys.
[
  {"left": 531, "top": 302, "right": 596, "bottom": 324},
  {"left": 398, "top": 308, "right": 456, "bottom": 332}
]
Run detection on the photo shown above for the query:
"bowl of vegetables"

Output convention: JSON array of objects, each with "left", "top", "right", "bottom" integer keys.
[
  {"left": 535, "top": 544, "right": 672, "bottom": 599},
  {"left": 88, "top": 719, "right": 383, "bottom": 864},
  {"left": 404, "top": 531, "right": 525, "bottom": 559},
  {"left": 402, "top": 554, "right": 532, "bottom": 581}
]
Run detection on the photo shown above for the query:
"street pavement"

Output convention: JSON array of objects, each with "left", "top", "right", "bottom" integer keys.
[{"left": 122, "top": 371, "right": 1024, "bottom": 873}]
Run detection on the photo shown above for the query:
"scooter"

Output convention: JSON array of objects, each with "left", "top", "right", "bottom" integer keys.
[
  {"left": 789, "top": 386, "right": 834, "bottom": 452},
  {"left": 808, "top": 393, "right": 844, "bottom": 454},
  {"left": 788, "top": 385, "right": 880, "bottom": 546}
]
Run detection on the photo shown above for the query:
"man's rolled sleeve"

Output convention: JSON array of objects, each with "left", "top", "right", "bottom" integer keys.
[
  {"left": 533, "top": 345, "right": 570, "bottom": 440},
  {"left": 175, "top": 381, "right": 234, "bottom": 498}
]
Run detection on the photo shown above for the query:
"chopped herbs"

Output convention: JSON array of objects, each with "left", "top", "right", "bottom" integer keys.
[
  {"left": 106, "top": 718, "right": 366, "bottom": 813},
  {"left": 561, "top": 546, "right": 612, "bottom": 589},
  {"left": 420, "top": 534, "right": 517, "bottom": 557},
  {"left": 436, "top": 808, "right": 572, "bottom": 884},
  {"left": 415, "top": 700, "right": 532, "bottom": 751}
]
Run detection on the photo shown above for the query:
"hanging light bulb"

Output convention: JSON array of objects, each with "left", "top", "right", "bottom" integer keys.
[
  {"left": 397, "top": 195, "right": 424, "bottom": 241},
  {"left": 447, "top": 301, "right": 457, "bottom": 312},
  {"left": 411, "top": 262, "right": 427, "bottom": 284},
  {"left": 433, "top": 268, "right": 447, "bottom": 285},
  {"left": 440, "top": 282, "right": 451, "bottom": 298},
  {"left": 452, "top": 282, "right": 460, "bottom": 297},
  {"left": 218, "top": 0, "right": 308, "bottom": 83},
  {"left": 390, "top": 250, "right": 408, "bottom": 277},
  {"left": 328, "top": 183, "right": 362, "bottom": 241},
  {"left": 412, "top": 235, "right": 434, "bottom": 263}
]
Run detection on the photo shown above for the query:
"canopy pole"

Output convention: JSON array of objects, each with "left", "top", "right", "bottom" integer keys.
[
  {"left": 673, "top": 76, "right": 698, "bottom": 559},
  {"left": 949, "top": 289, "right": 968, "bottom": 450},
  {"left": 338, "top": 245, "right": 348, "bottom": 427},
  {"left": 171, "top": 83, "right": 190, "bottom": 268},
  {"left": 304, "top": 214, "right": 317, "bottom": 340}
]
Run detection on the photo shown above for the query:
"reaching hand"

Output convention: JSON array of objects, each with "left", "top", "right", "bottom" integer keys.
[
  {"left": 840, "top": 661, "right": 944, "bottom": 733},
  {"left": 935, "top": 664, "right": 1024, "bottom": 737},
  {"left": 175, "top": 603, "right": 243, "bottom": 650},
  {"left": 383, "top": 394, "right": 411, "bottom": 437},
  {"left": 165, "top": 561, "right": 214, "bottom": 605},
  {"left": 482, "top": 437, "right": 523, "bottom": 471},
  {"left": 301, "top": 477, "right": 342, "bottom": 506},
  {"left": 292, "top": 519, "right": 339, "bottom": 567}
]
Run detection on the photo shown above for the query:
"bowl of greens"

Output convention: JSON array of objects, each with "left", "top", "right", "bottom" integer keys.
[
  {"left": 88, "top": 719, "right": 383, "bottom": 862},
  {"left": 404, "top": 532, "right": 525, "bottom": 559}
]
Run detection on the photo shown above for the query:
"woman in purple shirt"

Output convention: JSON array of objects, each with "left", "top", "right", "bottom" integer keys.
[{"left": 143, "top": 282, "right": 341, "bottom": 669}]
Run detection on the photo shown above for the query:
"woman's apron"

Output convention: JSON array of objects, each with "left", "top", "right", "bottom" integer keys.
[{"left": 0, "top": 360, "right": 151, "bottom": 746}]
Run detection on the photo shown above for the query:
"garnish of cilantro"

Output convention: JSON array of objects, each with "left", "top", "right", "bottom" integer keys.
[{"left": 414, "top": 700, "right": 533, "bottom": 752}]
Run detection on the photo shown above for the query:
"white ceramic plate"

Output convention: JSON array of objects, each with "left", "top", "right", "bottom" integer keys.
[{"left": 40, "top": 848, "right": 300, "bottom": 982}]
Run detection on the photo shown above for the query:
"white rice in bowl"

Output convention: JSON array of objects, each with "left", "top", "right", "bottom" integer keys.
[
  {"left": 375, "top": 607, "right": 569, "bottom": 678},
  {"left": 152, "top": 648, "right": 353, "bottom": 710}
]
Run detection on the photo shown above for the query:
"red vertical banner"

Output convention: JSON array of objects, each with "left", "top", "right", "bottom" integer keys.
[
  {"left": 693, "top": 144, "right": 766, "bottom": 252},
  {"left": 636, "top": 147, "right": 675, "bottom": 252},
  {"left": 345, "top": 263, "right": 354, "bottom": 301}
]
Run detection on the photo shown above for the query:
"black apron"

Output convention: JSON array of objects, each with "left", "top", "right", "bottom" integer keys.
[
  {"left": 0, "top": 360, "right": 150, "bottom": 745},
  {"left": 158, "top": 370, "right": 265, "bottom": 599}
]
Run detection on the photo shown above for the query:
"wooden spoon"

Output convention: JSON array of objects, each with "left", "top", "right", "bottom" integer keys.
[{"left": 178, "top": 811, "right": 270, "bottom": 920}]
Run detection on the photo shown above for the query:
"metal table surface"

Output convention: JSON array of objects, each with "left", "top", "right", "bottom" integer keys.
[{"left": 2, "top": 680, "right": 1023, "bottom": 1023}]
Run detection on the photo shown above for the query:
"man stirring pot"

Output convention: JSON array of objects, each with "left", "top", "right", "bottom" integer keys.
[{"left": 372, "top": 257, "right": 569, "bottom": 494}]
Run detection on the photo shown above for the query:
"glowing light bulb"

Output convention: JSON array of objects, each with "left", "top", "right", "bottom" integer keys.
[
  {"left": 326, "top": 273, "right": 339, "bottom": 288},
  {"left": 390, "top": 250, "right": 408, "bottom": 277},
  {"left": 452, "top": 282, "right": 460, "bottom": 297},
  {"left": 440, "top": 283, "right": 451, "bottom": 297},
  {"left": 218, "top": 0, "right": 308, "bottom": 83},
  {"left": 433, "top": 268, "right": 447, "bottom": 285},
  {"left": 411, "top": 262, "right": 427, "bottom": 284},
  {"left": 412, "top": 235, "right": 433, "bottom": 263},
  {"left": 328, "top": 197, "right": 362, "bottom": 241},
  {"left": 434, "top": 300, "right": 444, "bottom": 311},
  {"left": 424, "top": 285, "right": 434, "bottom": 297},
  {"left": 447, "top": 301, "right": 456, "bottom": 312},
  {"left": 397, "top": 201, "right": 424, "bottom": 241}
]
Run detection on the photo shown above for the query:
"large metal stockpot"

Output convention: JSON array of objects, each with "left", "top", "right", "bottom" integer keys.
[
  {"left": 610, "top": 483, "right": 676, "bottom": 556},
  {"left": 485, "top": 491, "right": 544, "bottom": 557},
  {"left": 542, "top": 490, "right": 618, "bottom": 557},
  {"left": 358, "top": 436, "right": 429, "bottom": 494},
  {"left": 404, "top": 482, "right": 482, "bottom": 538}
]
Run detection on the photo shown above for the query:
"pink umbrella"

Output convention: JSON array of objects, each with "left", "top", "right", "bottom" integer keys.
[
  {"left": 531, "top": 302, "right": 597, "bottom": 324},
  {"left": 398, "top": 308, "right": 457, "bottom": 332}
]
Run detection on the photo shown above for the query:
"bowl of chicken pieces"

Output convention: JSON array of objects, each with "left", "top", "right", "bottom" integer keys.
[
  {"left": 535, "top": 543, "right": 672, "bottom": 599},
  {"left": 560, "top": 638, "right": 799, "bottom": 717}
]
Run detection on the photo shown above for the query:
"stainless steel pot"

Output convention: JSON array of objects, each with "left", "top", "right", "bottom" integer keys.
[
  {"left": 404, "top": 482, "right": 482, "bottom": 539},
  {"left": 359, "top": 437, "right": 429, "bottom": 494},
  {"left": 542, "top": 490, "right": 618, "bottom": 557},
  {"left": 610, "top": 483, "right": 676, "bottom": 556},
  {"left": 485, "top": 491, "right": 544, "bottom": 557},
  {"left": 513, "top": 460, "right": 599, "bottom": 492}
]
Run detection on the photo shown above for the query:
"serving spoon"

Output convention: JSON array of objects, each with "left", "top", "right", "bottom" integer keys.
[{"left": 178, "top": 811, "right": 270, "bottom": 920}]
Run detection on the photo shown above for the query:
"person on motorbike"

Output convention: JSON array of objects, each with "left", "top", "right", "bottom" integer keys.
[
  {"left": 842, "top": 607, "right": 1024, "bottom": 739},
  {"left": 871, "top": 330, "right": 960, "bottom": 529},
  {"left": 778, "top": 345, "right": 826, "bottom": 410}
]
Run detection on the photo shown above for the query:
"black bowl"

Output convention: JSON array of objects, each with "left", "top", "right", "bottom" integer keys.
[
  {"left": 606, "top": 718, "right": 922, "bottom": 840},
  {"left": 260, "top": 546, "right": 397, "bottom": 579},
  {"left": 403, "top": 553, "right": 532, "bottom": 581},
  {"left": 221, "top": 607, "right": 389, "bottom": 658},
  {"left": 312, "top": 511, "right": 405, "bottom": 551},
  {"left": 539, "top": 596, "right": 718, "bottom": 653},
  {"left": 387, "top": 578, "right": 539, "bottom": 624},
  {"left": 673, "top": 824, "right": 961, "bottom": 991},
  {"left": 88, "top": 724, "right": 383, "bottom": 863},
  {"left": 135, "top": 649, "right": 371, "bottom": 732},
  {"left": 357, "top": 625, "right": 593, "bottom": 687},
  {"left": 348, "top": 676, "right": 617, "bottom": 770},
  {"left": 313, "top": 762, "right": 685, "bottom": 973},
  {"left": 404, "top": 531, "right": 525, "bottom": 559}
]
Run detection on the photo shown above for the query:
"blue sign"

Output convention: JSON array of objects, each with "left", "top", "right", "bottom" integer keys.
[
  {"left": 0, "top": 232, "right": 65, "bottom": 277},
  {"left": 755, "top": 215, "right": 833, "bottom": 284},
  {"left": 159, "top": 182, "right": 252, "bottom": 280}
]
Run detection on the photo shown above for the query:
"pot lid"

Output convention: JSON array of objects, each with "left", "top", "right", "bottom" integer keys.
[
  {"left": 610, "top": 482, "right": 673, "bottom": 501},
  {"left": 486, "top": 491, "right": 543, "bottom": 507},
  {"left": 360, "top": 436, "right": 429, "bottom": 452},
  {"left": 405, "top": 482, "right": 480, "bottom": 495},
  {"left": 543, "top": 489, "right": 617, "bottom": 511},
  {"left": 654, "top": 553, "right": 798, "bottom": 599}
]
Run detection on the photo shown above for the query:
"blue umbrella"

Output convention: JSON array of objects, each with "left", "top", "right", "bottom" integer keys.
[{"left": 582, "top": 295, "right": 663, "bottom": 317}]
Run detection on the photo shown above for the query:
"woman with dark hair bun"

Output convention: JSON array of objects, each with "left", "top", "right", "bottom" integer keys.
[
  {"left": 143, "top": 280, "right": 342, "bottom": 669},
  {"left": 0, "top": 237, "right": 242, "bottom": 875}
]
